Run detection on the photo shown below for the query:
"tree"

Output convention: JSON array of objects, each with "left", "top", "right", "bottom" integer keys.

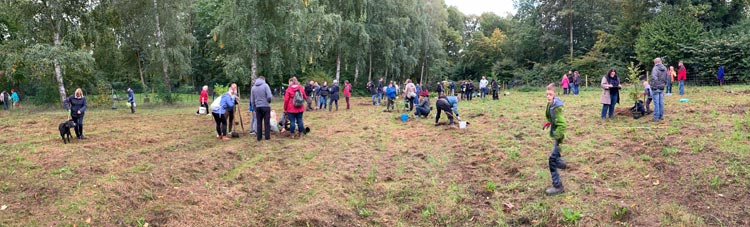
[{"left": 635, "top": 6, "right": 704, "bottom": 66}]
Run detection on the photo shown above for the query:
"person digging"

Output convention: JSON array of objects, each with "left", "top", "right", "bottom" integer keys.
[{"left": 435, "top": 95, "right": 456, "bottom": 127}]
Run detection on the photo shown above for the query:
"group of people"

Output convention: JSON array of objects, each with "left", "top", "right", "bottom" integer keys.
[
  {"left": 303, "top": 80, "right": 352, "bottom": 112},
  {"left": 560, "top": 71, "right": 581, "bottom": 96},
  {"left": 0, "top": 89, "right": 20, "bottom": 110}
]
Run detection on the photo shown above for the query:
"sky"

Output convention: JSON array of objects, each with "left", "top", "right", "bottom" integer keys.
[{"left": 444, "top": 0, "right": 516, "bottom": 16}]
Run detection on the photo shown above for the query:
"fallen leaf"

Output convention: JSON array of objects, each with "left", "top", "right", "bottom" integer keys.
[
  {"left": 653, "top": 180, "right": 660, "bottom": 185},
  {"left": 86, "top": 217, "right": 91, "bottom": 224},
  {"left": 503, "top": 202, "right": 514, "bottom": 213},
  {"left": 144, "top": 223, "right": 149, "bottom": 227},
  {"left": 0, "top": 205, "right": 7, "bottom": 211}
]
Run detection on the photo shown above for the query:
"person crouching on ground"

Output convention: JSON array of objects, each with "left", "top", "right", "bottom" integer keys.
[
  {"left": 415, "top": 91, "right": 431, "bottom": 118},
  {"left": 542, "top": 83, "right": 567, "bottom": 195},
  {"left": 385, "top": 82, "right": 397, "bottom": 112},
  {"left": 212, "top": 86, "right": 235, "bottom": 141},
  {"left": 283, "top": 77, "right": 307, "bottom": 138},
  {"left": 643, "top": 81, "right": 653, "bottom": 114}
]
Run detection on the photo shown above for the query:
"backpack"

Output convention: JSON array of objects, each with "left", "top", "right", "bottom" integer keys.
[
  {"left": 320, "top": 87, "right": 330, "bottom": 96},
  {"left": 210, "top": 96, "right": 223, "bottom": 112},
  {"left": 630, "top": 100, "right": 645, "bottom": 119},
  {"left": 293, "top": 90, "right": 304, "bottom": 107}
]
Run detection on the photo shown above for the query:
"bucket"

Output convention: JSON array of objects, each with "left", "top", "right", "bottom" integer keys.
[
  {"left": 679, "top": 98, "right": 689, "bottom": 103},
  {"left": 459, "top": 121, "right": 467, "bottom": 128},
  {"left": 198, "top": 107, "right": 207, "bottom": 114},
  {"left": 401, "top": 114, "right": 409, "bottom": 122}
]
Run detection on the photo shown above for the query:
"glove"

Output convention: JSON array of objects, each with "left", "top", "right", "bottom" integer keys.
[{"left": 542, "top": 122, "right": 551, "bottom": 130}]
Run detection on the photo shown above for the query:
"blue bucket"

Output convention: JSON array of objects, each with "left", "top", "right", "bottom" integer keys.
[{"left": 401, "top": 114, "right": 409, "bottom": 122}]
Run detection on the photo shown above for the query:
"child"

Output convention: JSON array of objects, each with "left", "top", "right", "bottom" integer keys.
[
  {"left": 385, "top": 82, "right": 397, "bottom": 112},
  {"left": 542, "top": 83, "right": 567, "bottom": 195},
  {"left": 643, "top": 81, "right": 653, "bottom": 114}
]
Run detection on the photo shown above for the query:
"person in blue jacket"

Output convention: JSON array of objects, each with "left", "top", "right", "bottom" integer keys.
[
  {"left": 328, "top": 80, "right": 340, "bottom": 111},
  {"left": 446, "top": 95, "right": 460, "bottom": 120},
  {"left": 127, "top": 88, "right": 135, "bottom": 114},
  {"left": 212, "top": 88, "right": 236, "bottom": 141},
  {"left": 385, "top": 82, "right": 397, "bottom": 112},
  {"left": 717, "top": 66, "right": 725, "bottom": 87}
]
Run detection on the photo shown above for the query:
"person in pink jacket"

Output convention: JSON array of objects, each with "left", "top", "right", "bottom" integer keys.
[
  {"left": 561, "top": 74, "right": 570, "bottom": 95},
  {"left": 343, "top": 80, "right": 352, "bottom": 110},
  {"left": 283, "top": 77, "right": 308, "bottom": 139}
]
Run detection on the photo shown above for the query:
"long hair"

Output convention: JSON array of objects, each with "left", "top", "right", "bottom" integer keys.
[
  {"left": 75, "top": 88, "right": 83, "bottom": 98},
  {"left": 606, "top": 68, "right": 617, "bottom": 78}
]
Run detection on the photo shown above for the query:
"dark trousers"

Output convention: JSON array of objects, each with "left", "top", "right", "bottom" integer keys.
[
  {"left": 645, "top": 98, "right": 653, "bottom": 113},
  {"left": 71, "top": 114, "right": 84, "bottom": 138},
  {"left": 492, "top": 89, "right": 498, "bottom": 100},
  {"left": 329, "top": 98, "right": 338, "bottom": 111},
  {"left": 406, "top": 97, "right": 415, "bottom": 111},
  {"left": 255, "top": 107, "right": 271, "bottom": 141},
  {"left": 549, "top": 140, "right": 563, "bottom": 187},
  {"left": 345, "top": 97, "right": 350, "bottom": 109},
  {"left": 435, "top": 102, "right": 453, "bottom": 125},
  {"left": 212, "top": 112, "right": 227, "bottom": 136},
  {"left": 386, "top": 97, "right": 395, "bottom": 111},
  {"left": 130, "top": 102, "right": 135, "bottom": 113},
  {"left": 415, "top": 106, "right": 430, "bottom": 117},
  {"left": 226, "top": 110, "right": 235, "bottom": 133}
]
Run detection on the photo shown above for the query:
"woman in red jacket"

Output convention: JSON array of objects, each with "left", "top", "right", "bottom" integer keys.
[
  {"left": 196, "top": 85, "right": 209, "bottom": 115},
  {"left": 284, "top": 77, "right": 308, "bottom": 138},
  {"left": 343, "top": 80, "right": 352, "bottom": 110}
]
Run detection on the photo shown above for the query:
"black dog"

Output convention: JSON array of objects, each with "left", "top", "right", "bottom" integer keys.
[{"left": 58, "top": 120, "right": 76, "bottom": 144}]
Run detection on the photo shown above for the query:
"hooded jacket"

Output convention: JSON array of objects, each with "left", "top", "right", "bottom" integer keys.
[
  {"left": 343, "top": 84, "right": 351, "bottom": 97},
  {"left": 650, "top": 63, "right": 668, "bottom": 90},
  {"left": 329, "top": 84, "right": 340, "bottom": 100},
  {"left": 283, "top": 84, "right": 307, "bottom": 113},
  {"left": 545, "top": 97, "right": 566, "bottom": 142},
  {"left": 250, "top": 78, "right": 273, "bottom": 108},
  {"left": 213, "top": 92, "right": 235, "bottom": 115},
  {"left": 127, "top": 89, "right": 135, "bottom": 103}
]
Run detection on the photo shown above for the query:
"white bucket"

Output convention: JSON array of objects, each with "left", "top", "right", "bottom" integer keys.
[
  {"left": 459, "top": 121, "right": 467, "bottom": 129},
  {"left": 198, "top": 107, "right": 207, "bottom": 114}
]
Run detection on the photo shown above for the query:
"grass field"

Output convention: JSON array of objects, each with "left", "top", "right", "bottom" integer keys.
[{"left": 1, "top": 85, "right": 749, "bottom": 226}]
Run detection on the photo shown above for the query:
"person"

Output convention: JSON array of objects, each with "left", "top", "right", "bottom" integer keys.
[
  {"left": 490, "top": 79, "right": 499, "bottom": 100},
  {"left": 467, "top": 80, "right": 474, "bottom": 101},
  {"left": 127, "top": 88, "right": 135, "bottom": 114},
  {"left": 250, "top": 76, "right": 273, "bottom": 141},
  {"left": 247, "top": 98, "right": 257, "bottom": 135},
  {"left": 479, "top": 76, "right": 489, "bottom": 99},
  {"left": 313, "top": 81, "right": 320, "bottom": 109},
  {"left": 542, "top": 83, "right": 567, "bottom": 195},
  {"left": 415, "top": 83, "right": 422, "bottom": 105},
  {"left": 434, "top": 95, "right": 455, "bottom": 126},
  {"left": 0, "top": 90, "right": 7, "bottom": 111},
  {"left": 305, "top": 81, "right": 315, "bottom": 111},
  {"left": 10, "top": 89, "right": 19, "bottom": 109},
  {"left": 283, "top": 77, "right": 307, "bottom": 139},
  {"left": 196, "top": 85, "right": 209, "bottom": 115},
  {"left": 377, "top": 78, "right": 384, "bottom": 105},
  {"left": 226, "top": 83, "right": 239, "bottom": 134},
  {"left": 329, "top": 80, "right": 340, "bottom": 111},
  {"left": 449, "top": 81, "right": 455, "bottom": 96},
  {"left": 318, "top": 81, "right": 329, "bottom": 110},
  {"left": 415, "top": 92, "right": 431, "bottom": 118},
  {"left": 650, "top": 58, "right": 668, "bottom": 122},
  {"left": 404, "top": 79, "right": 417, "bottom": 111},
  {"left": 212, "top": 86, "right": 236, "bottom": 141},
  {"left": 717, "top": 66, "right": 725, "bottom": 87},
  {"left": 666, "top": 66, "right": 675, "bottom": 96},
  {"left": 67, "top": 88, "right": 88, "bottom": 139},
  {"left": 436, "top": 81, "right": 444, "bottom": 96},
  {"left": 385, "top": 82, "right": 397, "bottom": 112},
  {"left": 677, "top": 61, "right": 687, "bottom": 96},
  {"left": 572, "top": 71, "right": 581, "bottom": 95},
  {"left": 459, "top": 81, "right": 466, "bottom": 100},
  {"left": 599, "top": 68, "right": 621, "bottom": 119},
  {"left": 561, "top": 74, "right": 570, "bottom": 95},
  {"left": 368, "top": 81, "right": 379, "bottom": 106},
  {"left": 643, "top": 81, "right": 653, "bottom": 114},
  {"left": 343, "top": 80, "right": 352, "bottom": 110}
]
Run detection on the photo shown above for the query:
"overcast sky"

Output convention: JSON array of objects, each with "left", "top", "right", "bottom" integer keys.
[{"left": 444, "top": 0, "right": 516, "bottom": 16}]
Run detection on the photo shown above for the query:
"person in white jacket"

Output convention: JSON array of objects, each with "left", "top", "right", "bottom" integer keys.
[{"left": 479, "top": 76, "right": 489, "bottom": 99}]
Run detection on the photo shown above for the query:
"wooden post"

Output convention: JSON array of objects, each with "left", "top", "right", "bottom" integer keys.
[{"left": 585, "top": 75, "right": 588, "bottom": 88}]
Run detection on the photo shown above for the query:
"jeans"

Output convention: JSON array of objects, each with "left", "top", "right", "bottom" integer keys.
[
  {"left": 2, "top": 101, "right": 7, "bottom": 110},
  {"left": 679, "top": 80, "right": 685, "bottom": 95},
  {"left": 287, "top": 112, "right": 304, "bottom": 134},
  {"left": 318, "top": 96, "right": 328, "bottom": 109},
  {"left": 371, "top": 94, "right": 378, "bottom": 105},
  {"left": 653, "top": 90, "right": 664, "bottom": 120},
  {"left": 329, "top": 98, "right": 338, "bottom": 111},
  {"left": 378, "top": 93, "right": 383, "bottom": 104},
  {"left": 255, "top": 107, "right": 271, "bottom": 141},
  {"left": 71, "top": 114, "right": 84, "bottom": 138},
  {"left": 572, "top": 84, "right": 579, "bottom": 95},
  {"left": 548, "top": 140, "right": 563, "bottom": 187},
  {"left": 406, "top": 97, "right": 415, "bottom": 111},
  {"left": 415, "top": 106, "right": 430, "bottom": 117},
  {"left": 212, "top": 112, "right": 227, "bottom": 136},
  {"left": 666, "top": 80, "right": 673, "bottom": 94},
  {"left": 600, "top": 93, "right": 618, "bottom": 119},
  {"left": 249, "top": 110, "right": 257, "bottom": 133},
  {"left": 435, "top": 101, "right": 454, "bottom": 124},
  {"left": 480, "top": 88, "right": 488, "bottom": 98}
]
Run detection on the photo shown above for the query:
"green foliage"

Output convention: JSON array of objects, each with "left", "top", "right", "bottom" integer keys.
[
  {"left": 626, "top": 62, "right": 643, "bottom": 102},
  {"left": 635, "top": 6, "right": 704, "bottom": 65},
  {"left": 213, "top": 84, "right": 228, "bottom": 97},
  {"left": 560, "top": 207, "right": 583, "bottom": 224},
  {"left": 485, "top": 180, "right": 497, "bottom": 192},
  {"left": 684, "top": 19, "right": 750, "bottom": 84},
  {"left": 303, "top": 70, "right": 334, "bottom": 86}
]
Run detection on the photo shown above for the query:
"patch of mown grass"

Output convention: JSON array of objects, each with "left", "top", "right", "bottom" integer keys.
[
  {"left": 660, "top": 202, "right": 705, "bottom": 226},
  {"left": 221, "top": 154, "right": 265, "bottom": 181}
]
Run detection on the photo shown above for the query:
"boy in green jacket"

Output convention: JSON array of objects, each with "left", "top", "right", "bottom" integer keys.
[{"left": 542, "top": 83, "right": 567, "bottom": 195}]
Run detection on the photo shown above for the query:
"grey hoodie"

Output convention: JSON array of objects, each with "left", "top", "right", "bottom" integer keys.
[
  {"left": 250, "top": 78, "right": 273, "bottom": 108},
  {"left": 650, "top": 63, "right": 668, "bottom": 90}
]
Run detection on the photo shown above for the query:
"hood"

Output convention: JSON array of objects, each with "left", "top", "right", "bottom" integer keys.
[
  {"left": 551, "top": 97, "right": 564, "bottom": 109},
  {"left": 656, "top": 64, "right": 667, "bottom": 72},
  {"left": 254, "top": 78, "right": 266, "bottom": 86}
]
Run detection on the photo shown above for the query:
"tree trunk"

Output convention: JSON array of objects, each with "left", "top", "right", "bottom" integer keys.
[
  {"left": 153, "top": 0, "right": 171, "bottom": 93},
  {"left": 354, "top": 63, "right": 359, "bottom": 84},
  {"left": 335, "top": 53, "right": 341, "bottom": 82},
  {"left": 568, "top": 0, "right": 573, "bottom": 60},
  {"left": 136, "top": 51, "right": 147, "bottom": 90},
  {"left": 419, "top": 59, "right": 425, "bottom": 85},
  {"left": 53, "top": 29, "right": 67, "bottom": 108},
  {"left": 368, "top": 52, "right": 372, "bottom": 82},
  {"left": 251, "top": 47, "right": 258, "bottom": 80}
]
